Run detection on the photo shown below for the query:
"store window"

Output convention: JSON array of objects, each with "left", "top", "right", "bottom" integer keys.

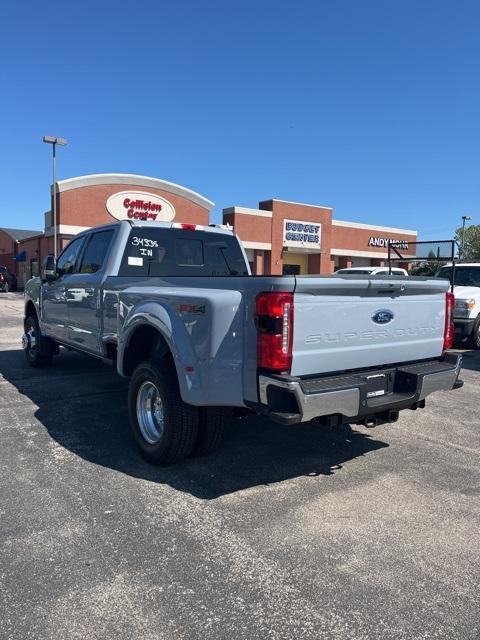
[{"left": 30, "top": 259, "right": 39, "bottom": 278}]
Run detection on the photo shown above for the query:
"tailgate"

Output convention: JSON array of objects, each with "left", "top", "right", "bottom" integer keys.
[{"left": 291, "top": 276, "right": 449, "bottom": 376}]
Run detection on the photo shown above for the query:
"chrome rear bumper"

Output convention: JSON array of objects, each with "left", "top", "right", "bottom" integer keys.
[{"left": 258, "top": 353, "right": 463, "bottom": 425}]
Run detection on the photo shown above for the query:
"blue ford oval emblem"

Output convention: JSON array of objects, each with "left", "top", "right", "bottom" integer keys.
[{"left": 372, "top": 309, "right": 394, "bottom": 324}]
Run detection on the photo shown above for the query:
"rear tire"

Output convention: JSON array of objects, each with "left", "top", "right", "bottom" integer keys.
[
  {"left": 24, "top": 315, "right": 53, "bottom": 368},
  {"left": 192, "top": 407, "right": 231, "bottom": 456},
  {"left": 128, "top": 358, "right": 198, "bottom": 465}
]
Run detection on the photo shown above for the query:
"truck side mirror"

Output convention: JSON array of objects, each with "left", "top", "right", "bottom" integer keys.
[{"left": 42, "top": 255, "right": 57, "bottom": 282}]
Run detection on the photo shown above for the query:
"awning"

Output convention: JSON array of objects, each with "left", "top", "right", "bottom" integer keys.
[{"left": 14, "top": 251, "right": 26, "bottom": 262}]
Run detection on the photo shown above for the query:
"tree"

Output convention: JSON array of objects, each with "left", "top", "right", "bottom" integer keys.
[
  {"left": 455, "top": 224, "right": 480, "bottom": 261},
  {"left": 410, "top": 250, "right": 441, "bottom": 276}
]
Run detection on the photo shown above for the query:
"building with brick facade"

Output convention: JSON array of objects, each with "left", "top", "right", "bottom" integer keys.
[
  {"left": 0, "top": 228, "right": 43, "bottom": 281},
  {"left": 224, "top": 199, "right": 416, "bottom": 275},
  {"left": 0, "top": 173, "right": 416, "bottom": 285}
]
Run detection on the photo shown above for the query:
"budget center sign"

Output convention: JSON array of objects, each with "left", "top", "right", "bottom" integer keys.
[{"left": 283, "top": 219, "right": 321, "bottom": 249}]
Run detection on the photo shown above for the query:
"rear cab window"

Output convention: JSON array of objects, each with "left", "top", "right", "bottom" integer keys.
[{"left": 118, "top": 228, "right": 249, "bottom": 277}]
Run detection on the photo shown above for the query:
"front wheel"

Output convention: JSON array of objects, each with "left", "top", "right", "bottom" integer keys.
[
  {"left": 128, "top": 359, "right": 199, "bottom": 465},
  {"left": 23, "top": 315, "right": 53, "bottom": 367}
]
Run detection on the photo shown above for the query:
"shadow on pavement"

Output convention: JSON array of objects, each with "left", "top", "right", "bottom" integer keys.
[
  {"left": 0, "top": 348, "right": 389, "bottom": 499},
  {"left": 454, "top": 348, "right": 480, "bottom": 372}
]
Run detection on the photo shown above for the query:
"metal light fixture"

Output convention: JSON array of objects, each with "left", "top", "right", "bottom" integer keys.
[
  {"left": 460, "top": 215, "right": 472, "bottom": 260},
  {"left": 42, "top": 136, "right": 68, "bottom": 258}
]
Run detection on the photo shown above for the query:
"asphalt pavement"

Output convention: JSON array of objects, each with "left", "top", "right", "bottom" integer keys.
[{"left": 0, "top": 292, "right": 479, "bottom": 640}]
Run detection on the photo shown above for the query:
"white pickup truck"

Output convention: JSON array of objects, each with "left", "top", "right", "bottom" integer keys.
[
  {"left": 23, "top": 220, "right": 463, "bottom": 465},
  {"left": 436, "top": 262, "right": 480, "bottom": 348}
]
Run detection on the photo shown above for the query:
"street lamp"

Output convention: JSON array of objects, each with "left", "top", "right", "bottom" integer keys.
[
  {"left": 42, "top": 136, "right": 68, "bottom": 259},
  {"left": 460, "top": 215, "right": 472, "bottom": 260}
]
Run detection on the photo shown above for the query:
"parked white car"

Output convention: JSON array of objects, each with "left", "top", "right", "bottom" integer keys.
[
  {"left": 335, "top": 266, "right": 409, "bottom": 276},
  {"left": 436, "top": 263, "right": 480, "bottom": 348}
]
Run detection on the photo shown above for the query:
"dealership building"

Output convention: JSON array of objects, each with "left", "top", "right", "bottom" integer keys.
[{"left": 0, "top": 173, "right": 416, "bottom": 286}]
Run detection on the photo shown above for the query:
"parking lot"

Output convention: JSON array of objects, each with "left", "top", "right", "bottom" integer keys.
[{"left": 0, "top": 292, "right": 479, "bottom": 640}]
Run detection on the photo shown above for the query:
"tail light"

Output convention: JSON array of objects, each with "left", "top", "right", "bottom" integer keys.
[
  {"left": 255, "top": 292, "right": 293, "bottom": 372},
  {"left": 444, "top": 291, "right": 455, "bottom": 350},
  {"left": 0, "top": 274, "right": 4, "bottom": 282}
]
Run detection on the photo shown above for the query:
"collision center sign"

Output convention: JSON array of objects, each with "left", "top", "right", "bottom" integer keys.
[
  {"left": 283, "top": 219, "right": 321, "bottom": 249},
  {"left": 106, "top": 191, "right": 176, "bottom": 222}
]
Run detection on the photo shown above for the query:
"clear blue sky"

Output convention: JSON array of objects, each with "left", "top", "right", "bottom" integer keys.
[{"left": 0, "top": 0, "right": 478, "bottom": 239}]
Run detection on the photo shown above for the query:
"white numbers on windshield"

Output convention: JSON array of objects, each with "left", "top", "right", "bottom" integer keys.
[{"left": 131, "top": 237, "right": 159, "bottom": 248}]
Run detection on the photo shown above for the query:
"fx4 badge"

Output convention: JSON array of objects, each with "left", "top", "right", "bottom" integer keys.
[
  {"left": 372, "top": 309, "right": 394, "bottom": 324},
  {"left": 179, "top": 303, "right": 206, "bottom": 315}
]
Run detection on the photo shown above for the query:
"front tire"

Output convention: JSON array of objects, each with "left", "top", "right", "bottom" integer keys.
[
  {"left": 128, "top": 359, "right": 199, "bottom": 465},
  {"left": 469, "top": 318, "right": 480, "bottom": 349},
  {"left": 24, "top": 315, "right": 53, "bottom": 368}
]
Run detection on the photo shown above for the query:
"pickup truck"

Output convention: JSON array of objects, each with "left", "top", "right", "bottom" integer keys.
[
  {"left": 23, "top": 220, "right": 463, "bottom": 465},
  {"left": 435, "top": 262, "right": 480, "bottom": 348}
]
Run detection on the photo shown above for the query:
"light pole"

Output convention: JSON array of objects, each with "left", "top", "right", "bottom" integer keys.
[
  {"left": 460, "top": 215, "right": 472, "bottom": 260},
  {"left": 42, "top": 136, "right": 68, "bottom": 259}
]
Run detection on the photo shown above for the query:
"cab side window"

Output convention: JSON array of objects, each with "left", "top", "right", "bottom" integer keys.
[
  {"left": 79, "top": 230, "right": 114, "bottom": 274},
  {"left": 56, "top": 237, "right": 85, "bottom": 276}
]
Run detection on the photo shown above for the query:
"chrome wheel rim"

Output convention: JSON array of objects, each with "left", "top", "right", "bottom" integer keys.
[
  {"left": 25, "top": 323, "right": 37, "bottom": 356},
  {"left": 136, "top": 381, "right": 165, "bottom": 444}
]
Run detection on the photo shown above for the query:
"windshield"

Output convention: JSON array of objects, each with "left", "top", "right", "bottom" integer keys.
[
  {"left": 436, "top": 266, "right": 480, "bottom": 287},
  {"left": 336, "top": 269, "right": 372, "bottom": 275}
]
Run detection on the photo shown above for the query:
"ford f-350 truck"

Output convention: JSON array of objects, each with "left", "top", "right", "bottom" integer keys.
[{"left": 23, "top": 220, "right": 463, "bottom": 464}]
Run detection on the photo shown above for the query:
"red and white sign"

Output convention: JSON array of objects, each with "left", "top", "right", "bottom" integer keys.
[{"left": 106, "top": 191, "right": 176, "bottom": 222}]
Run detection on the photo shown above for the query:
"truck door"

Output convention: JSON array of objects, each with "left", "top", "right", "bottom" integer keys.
[
  {"left": 65, "top": 229, "right": 114, "bottom": 353},
  {"left": 42, "top": 236, "right": 86, "bottom": 343}
]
